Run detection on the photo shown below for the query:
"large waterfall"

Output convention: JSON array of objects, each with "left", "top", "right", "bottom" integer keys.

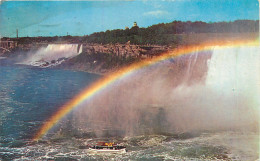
[{"left": 21, "top": 44, "right": 82, "bottom": 67}]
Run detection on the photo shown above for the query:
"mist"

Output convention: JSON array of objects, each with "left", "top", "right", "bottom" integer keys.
[{"left": 56, "top": 46, "right": 259, "bottom": 138}]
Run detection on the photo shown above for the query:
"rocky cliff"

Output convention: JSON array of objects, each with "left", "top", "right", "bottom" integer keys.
[{"left": 56, "top": 43, "right": 170, "bottom": 74}]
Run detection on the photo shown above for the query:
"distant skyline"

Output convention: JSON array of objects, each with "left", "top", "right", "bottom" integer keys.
[{"left": 0, "top": 0, "right": 259, "bottom": 37}]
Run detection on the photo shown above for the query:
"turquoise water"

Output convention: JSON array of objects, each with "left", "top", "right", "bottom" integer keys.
[{"left": 0, "top": 64, "right": 99, "bottom": 147}]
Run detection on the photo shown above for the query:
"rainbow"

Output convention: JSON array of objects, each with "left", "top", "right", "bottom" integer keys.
[{"left": 33, "top": 40, "right": 259, "bottom": 141}]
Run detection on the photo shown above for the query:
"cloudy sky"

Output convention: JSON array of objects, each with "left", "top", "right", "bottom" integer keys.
[{"left": 0, "top": 0, "right": 259, "bottom": 37}]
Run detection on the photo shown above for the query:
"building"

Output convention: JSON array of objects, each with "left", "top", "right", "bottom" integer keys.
[
  {"left": 0, "top": 40, "right": 17, "bottom": 51},
  {"left": 133, "top": 22, "right": 138, "bottom": 27}
]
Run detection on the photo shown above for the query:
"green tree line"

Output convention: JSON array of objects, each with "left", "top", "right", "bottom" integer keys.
[{"left": 84, "top": 20, "right": 259, "bottom": 45}]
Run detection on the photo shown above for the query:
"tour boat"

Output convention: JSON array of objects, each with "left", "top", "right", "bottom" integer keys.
[{"left": 88, "top": 142, "right": 126, "bottom": 154}]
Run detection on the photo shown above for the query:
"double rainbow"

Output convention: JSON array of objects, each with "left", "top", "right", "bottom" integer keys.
[{"left": 33, "top": 40, "right": 258, "bottom": 141}]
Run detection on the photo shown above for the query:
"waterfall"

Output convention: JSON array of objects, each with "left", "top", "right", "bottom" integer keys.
[
  {"left": 21, "top": 44, "right": 82, "bottom": 67},
  {"left": 206, "top": 46, "right": 260, "bottom": 111},
  {"left": 78, "top": 44, "right": 83, "bottom": 54}
]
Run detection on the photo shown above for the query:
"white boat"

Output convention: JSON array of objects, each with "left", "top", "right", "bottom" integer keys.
[
  {"left": 87, "top": 142, "right": 126, "bottom": 154},
  {"left": 88, "top": 147, "right": 126, "bottom": 154}
]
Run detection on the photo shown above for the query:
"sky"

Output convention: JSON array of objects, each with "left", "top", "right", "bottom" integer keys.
[{"left": 0, "top": 0, "right": 259, "bottom": 37}]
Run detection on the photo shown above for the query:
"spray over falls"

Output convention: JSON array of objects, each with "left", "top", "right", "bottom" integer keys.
[{"left": 49, "top": 45, "right": 259, "bottom": 138}]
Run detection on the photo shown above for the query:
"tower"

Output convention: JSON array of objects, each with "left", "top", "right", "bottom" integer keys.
[{"left": 133, "top": 22, "right": 138, "bottom": 27}]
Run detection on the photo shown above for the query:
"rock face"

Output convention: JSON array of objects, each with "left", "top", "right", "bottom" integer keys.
[
  {"left": 83, "top": 43, "right": 170, "bottom": 58},
  {"left": 55, "top": 43, "right": 171, "bottom": 74}
]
